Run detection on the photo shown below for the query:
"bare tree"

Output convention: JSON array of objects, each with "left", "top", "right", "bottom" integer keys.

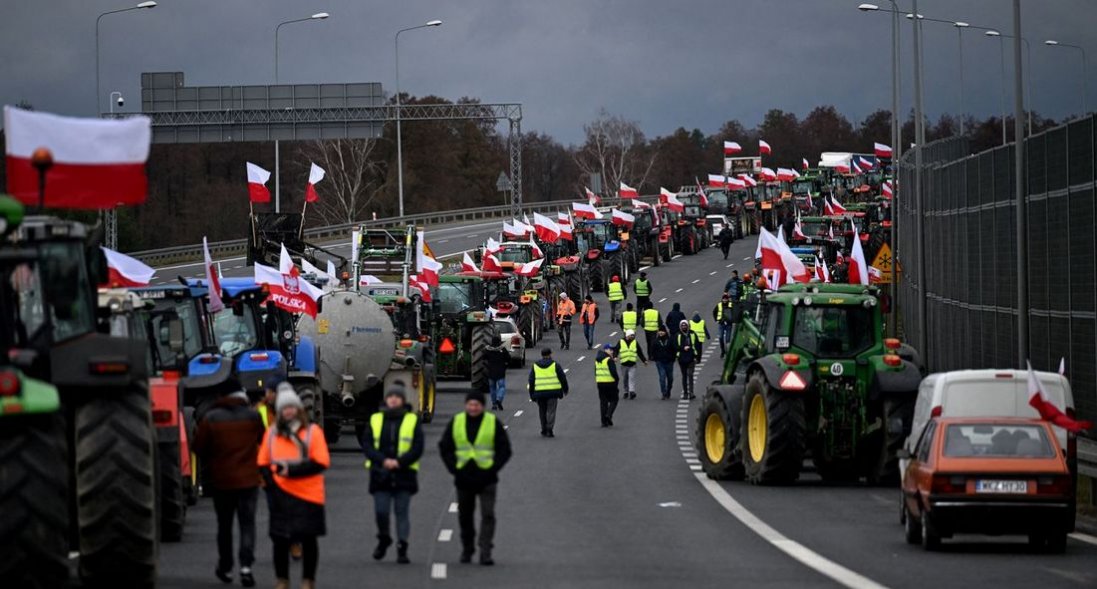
[
  {"left": 574, "top": 108, "right": 657, "bottom": 197},
  {"left": 293, "top": 138, "right": 387, "bottom": 225}
]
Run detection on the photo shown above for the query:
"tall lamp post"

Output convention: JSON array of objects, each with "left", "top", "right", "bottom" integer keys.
[
  {"left": 395, "top": 20, "right": 443, "bottom": 219},
  {"left": 272, "top": 12, "right": 330, "bottom": 213},
  {"left": 904, "top": 14, "right": 971, "bottom": 135},
  {"left": 1045, "top": 40, "right": 1088, "bottom": 116},
  {"left": 986, "top": 30, "right": 1032, "bottom": 138}
]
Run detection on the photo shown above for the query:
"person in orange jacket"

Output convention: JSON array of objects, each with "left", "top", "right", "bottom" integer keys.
[
  {"left": 555, "top": 292, "right": 577, "bottom": 350},
  {"left": 578, "top": 295, "right": 600, "bottom": 350},
  {"left": 258, "top": 384, "right": 330, "bottom": 589}
]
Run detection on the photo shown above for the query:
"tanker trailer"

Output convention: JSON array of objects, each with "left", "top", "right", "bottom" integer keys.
[{"left": 297, "top": 287, "right": 435, "bottom": 445}]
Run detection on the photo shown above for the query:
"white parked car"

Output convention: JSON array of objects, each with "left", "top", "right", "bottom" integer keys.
[
  {"left": 493, "top": 318, "right": 526, "bottom": 367},
  {"left": 706, "top": 214, "right": 731, "bottom": 237}
]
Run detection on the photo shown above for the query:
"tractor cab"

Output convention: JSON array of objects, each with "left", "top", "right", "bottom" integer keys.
[{"left": 201, "top": 278, "right": 288, "bottom": 396}]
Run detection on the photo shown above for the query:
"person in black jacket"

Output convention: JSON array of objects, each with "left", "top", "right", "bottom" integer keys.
[
  {"left": 675, "top": 320, "right": 702, "bottom": 400},
  {"left": 649, "top": 327, "right": 678, "bottom": 400},
  {"left": 664, "top": 302, "right": 687, "bottom": 335},
  {"left": 594, "top": 344, "right": 620, "bottom": 426},
  {"left": 438, "top": 392, "right": 512, "bottom": 566},
  {"left": 484, "top": 335, "right": 511, "bottom": 410},
  {"left": 718, "top": 226, "right": 734, "bottom": 259},
  {"left": 361, "top": 386, "right": 425, "bottom": 564}
]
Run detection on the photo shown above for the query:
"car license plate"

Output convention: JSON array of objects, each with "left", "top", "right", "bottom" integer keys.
[{"left": 975, "top": 480, "right": 1028, "bottom": 494}]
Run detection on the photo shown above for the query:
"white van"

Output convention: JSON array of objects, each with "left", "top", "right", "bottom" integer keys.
[{"left": 903, "top": 369, "right": 1077, "bottom": 476}]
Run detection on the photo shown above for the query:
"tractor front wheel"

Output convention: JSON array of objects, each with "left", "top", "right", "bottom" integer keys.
[
  {"left": 741, "top": 372, "right": 805, "bottom": 485},
  {"left": 696, "top": 387, "right": 745, "bottom": 480},
  {"left": 469, "top": 325, "right": 492, "bottom": 392}
]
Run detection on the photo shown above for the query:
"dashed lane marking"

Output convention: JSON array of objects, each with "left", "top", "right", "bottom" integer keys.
[
  {"left": 709, "top": 271, "right": 718, "bottom": 276},
  {"left": 577, "top": 356, "right": 586, "bottom": 362},
  {"left": 448, "top": 502, "right": 458, "bottom": 513},
  {"left": 689, "top": 464, "right": 703, "bottom": 472},
  {"left": 438, "top": 529, "right": 453, "bottom": 542},
  {"left": 431, "top": 563, "right": 448, "bottom": 580},
  {"left": 1071, "top": 532, "right": 1097, "bottom": 546},
  {"left": 564, "top": 368, "right": 570, "bottom": 373},
  {"left": 675, "top": 288, "right": 683, "bottom": 293},
  {"left": 691, "top": 279, "right": 700, "bottom": 284},
  {"left": 514, "top": 410, "right": 524, "bottom": 417},
  {"left": 743, "top": 257, "right": 751, "bottom": 261},
  {"left": 658, "top": 298, "right": 667, "bottom": 303},
  {"left": 438, "top": 239, "right": 450, "bottom": 243},
  {"left": 726, "top": 263, "right": 735, "bottom": 268},
  {"left": 639, "top": 266, "right": 651, "bottom": 272},
  {"left": 684, "top": 458, "right": 701, "bottom": 465},
  {"left": 609, "top": 331, "right": 618, "bottom": 337}
]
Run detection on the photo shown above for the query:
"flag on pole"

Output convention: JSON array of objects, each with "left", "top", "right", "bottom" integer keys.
[
  {"left": 461, "top": 252, "right": 480, "bottom": 273},
  {"left": 481, "top": 252, "right": 502, "bottom": 273},
  {"left": 3, "top": 106, "right": 151, "bottom": 208},
  {"left": 882, "top": 180, "right": 894, "bottom": 198},
  {"left": 485, "top": 237, "right": 503, "bottom": 254},
  {"left": 1026, "top": 362, "right": 1092, "bottom": 432},
  {"left": 101, "top": 247, "right": 155, "bottom": 287},
  {"left": 585, "top": 186, "right": 602, "bottom": 205},
  {"left": 557, "top": 212, "right": 573, "bottom": 240},
  {"left": 610, "top": 208, "right": 635, "bottom": 227},
  {"left": 416, "top": 230, "right": 442, "bottom": 286},
  {"left": 738, "top": 174, "right": 757, "bottom": 188},
  {"left": 815, "top": 254, "right": 831, "bottom": 283},
  {"left": 830, "top": 195, "right": 848, "bottom": 214},
  {"left": 201, "top": 237, "right": 225, "bottom": 312},
  {"left": 660, "top": 187, "right": 684, "bottom": 212},
  {"left": 408, "top": 274, "right": 433, "bottom": 302},
  {"left": 618, "top": 182, "right": 639, "bottom": 199},
  {"left": 874, "top": 142, "right": 893, "bottom": 158},
  {"left": 802, "top": 157, "right": 810, "bottom": 170},
  {"left": 515, "top": 258, "right": 544, "bottom": 277},
  {"left": 723, "top": 141, "right": 742, "bottom": 155},
  {"left": 533, "top": 212, "right": 561, "bottom": 243},
  {"left": 305, "top": 162, "right": 325, "bottom": 203},
  {"left": 756, "top": 227, "right": 811, "bottom": 284},
  {"left": 857, "top": 156, "right": 875, "bottom": 171},
  {"left": 848, "top": 222, "right": 870, "bottom": 285},
  {"left": 758, "top": 140, "right": 772, "bottom": 155},
  {"left": 708, "top": 174, "right": 727, "bottom": 188},
  {"left": 572, "top": 201, "right": 601, "bottom": 220},
  {"left": 254, "top": 263, "right": 324, "bottom": 318},
  {"left": 776, "top": 168, "right": 797, "bottom": 182},
  {"left": 278, "top": 243, "right": 294, "bottom": 275},
  {"left": 247, "top": 162, "right": 272, "bottom": 203},
  {"left": 759, "top": 167, "right": 778, "bottom": 182},
  {"left": 694, "top": 178, "right": 709, "bottom": 206}
]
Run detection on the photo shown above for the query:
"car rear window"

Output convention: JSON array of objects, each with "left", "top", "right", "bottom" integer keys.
[
  {"left": 493, "top": 320, "right": 515, "bottom": 334},
  {"left": 942, "top": 424, "right": 1054, "bottom": 458}
]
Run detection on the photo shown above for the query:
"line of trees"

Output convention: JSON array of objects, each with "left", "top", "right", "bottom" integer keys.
[{"left": 0, "top": 97, "right": 1061, "bottom": 251}]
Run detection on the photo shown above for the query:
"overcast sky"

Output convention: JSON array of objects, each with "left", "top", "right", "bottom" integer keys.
[{"left": 1, "top": 0, "right": 1093, "bottom": 145}]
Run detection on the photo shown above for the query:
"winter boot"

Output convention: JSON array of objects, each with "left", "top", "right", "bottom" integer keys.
[
  {"left": 397, "top": 541, "right": 410, "bottom": 564},
  {"left": 373, "top": 536, "right": 393, "bottom": 560}
]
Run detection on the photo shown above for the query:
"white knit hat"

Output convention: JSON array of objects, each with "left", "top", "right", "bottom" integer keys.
[{"left": 275, "top": 382, "right": 303, "bottom": 412}]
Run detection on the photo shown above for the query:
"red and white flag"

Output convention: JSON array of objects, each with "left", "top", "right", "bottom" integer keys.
[
  {"left": 461, "top": 252, "right": 480, "bottom": 273},
  {"left": 610, "top": 208, "right": 635, "bottom": 227},
  {"left": 756, "top": 227, "right": 811, "bottom": 285},
  {"left": 4, "top": 106, "right": 151, "bottom": 208},
  {"left": 857, "top": 156, "right": 874, "bottom": 171},
  {"left": 738, "top": 174, "right": 757, "bottom": 188},
  {"left": 305, "top": 162, "right": 325, "bottom": 203},
  {"left": 618, "top": 182, "right": 639, "bottom": 199},
  {"left": 485, "top": 237, "right": 503, "bottom": 254},
  {"left": 585, "top": 186, "right": 602, "bottom": 205},
  {"left": 557, "top": 212, "right": 573, "bottom": 240},
  {"left": 777, "top": 168, "right": 797, "bottom": 182},
  {"left": 852, "top": 159, "right": 863, "bottom": 175},
  {"left": 830, "top": 195, "right": 848, "bottom": 214},
  {"left": 247, "top": 162, "right": 272, "bottom": 203},
  {"left": 203, "top": 237, "right": 224, "bottom": 312},
  {"left": 823, "top": 197, "right": 835, "bottom": 216},
  {"left": 572, "top": 201, "right": 601, "bottom": 220},
  {"left": 759, "top": 167, "right": 778, "bottom": 182},
  {"left": 408, "top": 274, "right": 433, "bottom": 302},
  {"left": 416, "top": 230, "right": 442, "bottom": 286},
  {"left": 528, "top": 235, "right": 544, "bottom": 259},
  {"left": 708, "top": 174, "right": 727, "bottom": 188},
  {"left": 533, "top": 212, "right": 561, "bottom": 243},
  {"left": 874, "top": 142, "right": 893, "bottom": 158},
  {"left": 758, "top": 140, "right": 772, "bottom": 155},
  {"left": 802, "top": 157, "right": 810, "bottom": 170},
  {"left": 882, "top": 180, "right": 894, "bottom": 198},
  {"left": 279, "top": 243, "right": 295, "bottom": 275},
  {"left": 793, "top": 219, "right": 806, "bottom": 240},
  {"left": 515, "top": 258, "right": 544, "bottom": 277},
  {"left": 254, "top": 262, "right": 324, "bottom": 318},
  {"left": 814, "top": 255, "right": 831, "bottom": 283},
  {"left": 482, "top": 252, "right": 502, "bottom": 273},
  {"left": 848, "top": 223, "right": 869, "bottom": 285},
  {"left": 726, "top": 177, "right": 747, "bottom": 190},
  {"left": 502, "top": 220, "right": 524, "bottom": 238},
  {"left": 632, "top": 199, "right": 652, "bottom": 210},
  {"left": 660, "top": 187, "right": 684, "bottom": 212},
  {"left": 723, "top": 141, "right": 742, "bottom": 155},
  {"left": 835, "top": 161, "right": 851, "bottom": 174},
  {"left": 1026, "top": 362, "right": 1092, "bottom": 432},
  {"left": 101, "top": 247, "right": 155, "bottom": 287}
]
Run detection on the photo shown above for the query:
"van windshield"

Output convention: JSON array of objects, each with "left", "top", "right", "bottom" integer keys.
[{"left": 942, "top": 424, "right": 1054, "bottom": 458}]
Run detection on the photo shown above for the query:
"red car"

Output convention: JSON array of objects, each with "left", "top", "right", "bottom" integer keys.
[{"left": 900, "top": 417, "right": 1074, "bottom": 552}]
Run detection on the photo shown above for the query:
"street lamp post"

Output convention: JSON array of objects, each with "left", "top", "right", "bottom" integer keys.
[
  {"left": 986, "top": 30, "right": 1009, "bottom": 144},
  {"left": 95, "top": 1, "right": 157, "bottom": 115},
  {"left": 272, "top": 12, "right": 330, "bottom": 213},
  {"left": 395, "top": 20, "right": 443, "bottom": 220},
  {"left": 986, "top": 30, "right": 1032, "bottom": 136},
  {"left": 911, "top": 0, "right": 928, "bottom": 358},
  {"left": 1045, "top": 40, "right": 1088, "bottom": 116},
  {"left": 955, "top": 22, "right": 969, "bottom": 135},
  {"left": 1012, "top": 0, "right": 1028, "bottom": 367}
]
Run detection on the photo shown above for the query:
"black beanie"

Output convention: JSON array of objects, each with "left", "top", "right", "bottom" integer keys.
[{"left": 466, "top": 391, "right": 487, "bottom": 405}]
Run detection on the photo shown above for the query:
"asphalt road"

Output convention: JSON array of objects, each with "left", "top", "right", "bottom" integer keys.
[{"left": 157, "top": 230, "right": 1097, "bottom": 589}]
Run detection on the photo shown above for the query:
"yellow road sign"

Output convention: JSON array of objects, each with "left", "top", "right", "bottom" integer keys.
[{"left": 871, "top": 243, "right": 894, "bottom": 284}]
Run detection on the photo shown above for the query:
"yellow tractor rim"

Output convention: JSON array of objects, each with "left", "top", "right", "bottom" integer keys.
[
  {"left": 704, "top": 413, "right": 726, "bottom": 464},
  {"left": 748, "top": 394, "right": 767, "bottom": 463}
]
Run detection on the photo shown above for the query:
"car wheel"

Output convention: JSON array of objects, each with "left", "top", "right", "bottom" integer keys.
[
  {"left": 921, "top": 511, "right": 940, "bottom": 551},
  {"left": 903, "top": 505, "right": 921, "bottom": 545}
]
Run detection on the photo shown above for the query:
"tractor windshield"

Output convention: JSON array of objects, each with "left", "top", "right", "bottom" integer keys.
[
  {"left": 7, "top": 243, "right": 96, "bottom": 345},
  {"left": 213, "top": 303, "right": 259, "bottom": 357},
  {"left": 790, "top": 305, "right": 875, "bottom": 358},
  {"left": 436, "top": 282, "right": 474, "bottom": 315},
  {"left": 684, "top": 204, "right": 702, "bottom": 217},
  {"left": 792, "top": 180, "right": 813, "bottom": 195},
  {"left": 706, "top": 190, "right": 729, "bottom": 210},
  {"left": 496, "top": 247, "right": 532, "bottom": 264},
  {"left": 149, "top": 299, "right": 205, "bottom": 362},
  {"left": 577, "top": 223, "right": 612, "bottom": 251}
]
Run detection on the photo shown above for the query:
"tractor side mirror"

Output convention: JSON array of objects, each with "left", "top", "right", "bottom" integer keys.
[{"left": 159, "top": 314, "right": 185, "bottom": 354}]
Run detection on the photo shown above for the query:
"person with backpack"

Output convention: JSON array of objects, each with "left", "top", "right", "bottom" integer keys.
[{"left": 593, "top": 344, "right": 620, "bottom": 427}]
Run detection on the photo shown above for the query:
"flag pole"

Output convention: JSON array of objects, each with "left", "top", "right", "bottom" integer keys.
[{"left": 300, "top": 196, "right": 308, "bottom": 239}]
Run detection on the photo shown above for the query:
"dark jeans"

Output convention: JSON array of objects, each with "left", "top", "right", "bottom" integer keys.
[
  {"left": 644, "top": 331, "right": 657, "bottom": 357},
  {"left": 457, "top": 484, "right": 497, "bottom": 555},
  {"left": 721, "top": 244, "right": 731, "bottom": 259},
  {"left": 558, "top": 321, "right": 572, "bottom": 348},
  {"left": 273, "top": 536, "right": 318, "bottom": 580},
  {"left": 679, "top": 361, "right": 696, "bottom": 396},
  {"left": 637, "top": 295, "right": 650, "bottom": 311},
  {"left": 582, "top": 323, "right": 596, "bottom": 347},
  {"left": 656, "top": 361, "right": 675, "bottom": 397},
  {"left": 597, "top": 384, "right": 619, "bottom": 425},
  {"left": 718, "top": 323, "right": 732, "bottom": 354},
  {"left": 373, "top": 490, "right": 412, "bottom": 542},
  {"left": 536, "top": 397, "right": 559, "bottom": 433},
  {"left": 212, "top": 487, "right": 258, "bottom": 571}
]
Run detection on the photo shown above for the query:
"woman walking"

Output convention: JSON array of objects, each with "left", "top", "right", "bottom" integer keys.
[{"left": 258, "top": 384, "right": 330, "bottom": 589}]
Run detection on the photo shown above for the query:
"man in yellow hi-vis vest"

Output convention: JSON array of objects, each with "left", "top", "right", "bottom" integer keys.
[
  {"left": 361, "top": 386, "right": 424, "bottom": 564},
  {"left": 594, "top": 344, "right": 620, "bottom": 427},
  {"left": 606, "top": 275, "right": 626, "bottom": 322},
  {"left": 439, "top": 391, "right": 512, "bottom": 566},
  {"left": 527, "top": 347, "right": 569, "bottom": 437}
]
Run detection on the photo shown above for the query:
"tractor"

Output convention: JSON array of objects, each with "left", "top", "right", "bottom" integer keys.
[
  {"left": 246, "top": 211, "right": 347, "bottom": 276},
  {"left": 677, "top": 193, "right": 712, "bottom": 253},
  {"left": 695, "top": 283, "right": 922, "bottom": 486},
  {"left": 574, "top": 218, "right": 632, "bottom": 292},
  {"left": 626, "top": 204, "right": 670, "bottom": 267},
  {"left": 433, "top": 274, "right": 494, "bottom": 392}
]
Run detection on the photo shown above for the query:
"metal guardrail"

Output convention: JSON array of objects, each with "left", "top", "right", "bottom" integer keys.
[{"left": 1080, "top": 437, "right": 1097, "bottom": 479}]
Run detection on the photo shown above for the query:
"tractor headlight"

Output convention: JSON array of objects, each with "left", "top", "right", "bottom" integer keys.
[
  {"left": 863, "top": 298, "right": 877, "bottom": 308},
  {"left": 803, "top": 297, "right": 813, "bottom": 306}
]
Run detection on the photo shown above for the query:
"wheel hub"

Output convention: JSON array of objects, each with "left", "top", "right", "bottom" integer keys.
[
  {"left": 748, "top": 394, "right": 767, "bottom": 463},
  {"left": 704, "top": 413, "right": 726, "bottom": 463}
]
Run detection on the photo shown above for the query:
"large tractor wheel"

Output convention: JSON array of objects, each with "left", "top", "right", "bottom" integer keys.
[
  {"left": 588, "top": 260, "right": 604, "bottom": 293},
  {"left": 518, "top": 304, "right": 536, "bottom": 348},
  {"left": 696, "top": 386, "right": 745, "bottom": 480},
  {"left": 627, "top": 246, "right": 640, "bottom": 273},
  {"left": 651, "top": 237, "right": 661, "bottom": 267},
  {"left": 295, "top": 383, "right": 323, "bottom": 431},
  {"left": 75, "top": 391, "right": 158, "bottom": 588},
  {"left": 158, "top": 436, "right": 186, "bottom": 542},
  {"left": 866, "top": 396, "right": 916, "bottom": 485},
  {"left": 0, "top": 413, "right": 70, "bottom": 589},
  {"left": 740, "top": 372, "right": 805, "bottom": 485},
  {"left": 419, "top": 364, "right": 437, "bottom": 424},
  {"left": 565, "top": 270, "right": 583, "bottom": 303},
  {"left": 469, "top": 325, "right": 492, "bottom": 392}
]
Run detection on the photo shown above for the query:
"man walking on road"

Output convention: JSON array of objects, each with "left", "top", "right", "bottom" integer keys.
[
  {"left": 619, "top": 302, "right": 639, "bottom": 334},
  {"left": 641, "top": 304, "right": 663, "bottom": 356},
  {"left": 594, "top": 344, "right": 620, "bottom": 426},
  {"left": 193, "top": 383, "right": 264, "bottom": 587},
  {"left": 689, "top": 312, "right": 710, "bottom": 348},
  {"left": 633, "top": 271, "right": 652, "bottom": 310},
  {"left": 719, "top": 225, "right": 734, "bottom": 259},
  {"left": 675, "top": 320, "right": 702, "bottom": 400},
  {"left": 556, "top": 292, "right": 576, "bottom": 350},
  {"left": 362, "top": 385, "right": 424, "bottom": 565},
  {"left": 724, "top": 270, "right": 742, "bottom": 301},
  {"left": 614, "top": 329, "right": 647, "bottom": 400},
  {"left": 528, "top": 347, "right": 569, "bottom": 437},
  {"left": 650, "top": 327, "right": 677, "bottom": 400},
  {"left": 606, "top": 275, "right": 626, "bottom": 322},
  {"left": 485, "top": 335, "right": 510, "bottom": 411},
  {"left": 713, "top": 293, "right": 735, "bottom": 358},
  {"left": 665, "top": 302, "right": 686, "bottom": 335},
  {"left": 439, "top": 392, "right": 512, "bottom": 566},
  {"left": 579, "top": 295, "right": 600, "bottom": 350}
]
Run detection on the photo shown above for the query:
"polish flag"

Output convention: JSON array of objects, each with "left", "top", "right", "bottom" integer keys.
[
  {"left": 619, "top": 182, "right": 639, "bottom": 199},
  {"left": 815, "top": 255, "right": 831, "bottom": 283},
  {"left": 857, "top": 156, "right": 875, "bottom": 171},
  {"left": 723, "top": 141, "right": 742, "bottom": 155},
  {"left": 572, "top": 201, "right": 601, "bottom": 220},
  {"left": 830, "top": 195, "right": 848, "bottom": 214},
  {"left": 254, "top": 263, "right": 324, "bottom": 318},
  {"left": 835, "top": 162, "right": 851, "bottom": 174},
  {"left": 1027, "top": 362, "right": 1093, "bottom": 432},
  {"left": 660, "top": 187, "right": 684, "bottom": 212},
  {"left": 824, "top": 197, "right": 835, "bottom": 216},
  {"left": 848, "top": 223, "right": 869, "bottom": 285},
  {"left": 611, "top": 208, "right": 635, "bottom": 227},
  {"left": 279, "top": 242, "right": 295, "bottom": 275},
  {"left": 802, "top": 157, "right": 810, "bottom": 170},
  {"left": 533, "top": 212, "right": 561, "bottom": 243},
  {"left": 708, "top": 174, "right": 727, "bottom": 188},
  {"left": 793, "top": 219, "right": 806, "bottom": 240},
  {"left": 203, "top": 237, "right": 224, "bottom": 313},
  {"left": 882, "top": 181, "right": 894, "bottom": 198},
  {"left": 758, "top": 140, "right": 772, "bottom": 155},
  {"left": 528, "top": 235, "right": 544, "bottom": 259},
  {"left": 693, "top": 179, "right": 709, "bottom": 207},
  {"left": 305, "top": 162, "right": 325, "bottom": 203},
  {"left": 416, "top": 230, "right": 442, "bottom": 286},
  {"left": 874, "top": 142, "right": 893, "bottom": 158},
  {"left": 482, "top": 252, "right": 502, "bottom": 273},
  {"left": 557, "top": 213, "right": 573, "bottom": 240},
  {"left": 247, "top": 162, "right": 272, "bottom": 203},
  {"left": 726, "top": 177, "right": 747, "bottom": 191},
  {"left": 632, "top": 199, "right": 652, "bottom": 210},
  {"left": 101, "top": 247, "right": 155, "bottom": 287},
  {"left": 759, "top": 167, "right": 778, "bottom": 182},
  {"left": 461, "top": 252, "right": 480, "bottom": 273},
  {"left": 738, "top": 174, "right": 757, "bottom": 188},
  {"left": 502, "top": 220, "right": 524, "bottom": 238},
  {"left": 485, "top": 237, "right": 503, "bottom": 255},
  {"left": 585, "top": 187, "right": 602, "bottom": 205},
  {"left": 756, "top": 227, "right": 811, "bottom": 284},
  {"left": 852, "top": 159, "right": 864, "bottom": 175},
  {"left": 408, "top": 274, "right": 433, "bottom": 302},
  {"left": 3, "top": 106, "right": 151, "bottom": 208},
  {"left": 515, "top": 258, "right": 544, "bottom": 277},
  {"left": 776, "top": 168, "right": 797, "bottom": 182}
]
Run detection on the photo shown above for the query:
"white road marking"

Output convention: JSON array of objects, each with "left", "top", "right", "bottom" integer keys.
[
  {"left": 675, "top": 288, "right": 683, "bottom": 293},
  {"left": 689, "top": 464, "right": 703, "bottom": 471},
  {"left": 1070, "top": 532, "right": 1097, "bottom": 546},
  {"left": 514, "top": 410, "right": 524, "bottom": 417},
  {"left": 657, "top": 501, "right": 682, "bottom": 508},
  {"left": 639, "top": 266, "right": 651, "bottom": 272},
  {"left": 672, "top": 255, "right": 683, "bottom": 260},
  {"left": 709, "top": 271, "right": 718, "bottom": 276},
  {"left": 743, "top": 257, "right": 751, "bottom": 261},
  {"left": 693, "top": 474, "right": 889, "bottom": 589},
  {"left": 691, "top": 279, "right": 700, "bottom": 284},
  {"left": 563, "top": 368, "right": 570, "bottom": 373},
  {"left": 577, "top": 355, "right": 586, "bottom": 362},
  {"left": 448, "top": 502, "right": 458, "bottom": 513},
  {"left": 609, "top": 331, "right": 618, "bottom": 337},
  {"left": 438, "top": 529, "right": 453, "bottom": 542},
  {"left": 431, "top": 563, "right": 448, "bottom": 579},
  {"left": 726, "top": 263, "right": 735, "bottom": 268},
  {"left": 684, "top": 458, "right": 701, "bottom": 465},
  {"left": 658, "top": 298, "right": 667, "bottom": 303},
  {"left": 438, "top": 239, "right": 450, "bottom": 243}
]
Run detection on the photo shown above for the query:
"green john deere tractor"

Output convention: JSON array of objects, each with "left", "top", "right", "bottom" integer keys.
[
  {"left": 433, "top": 274, "right": 493, "bottom": 392},
  {"left": 695, "top": 283, "right": 921, "bottom": 485}
]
